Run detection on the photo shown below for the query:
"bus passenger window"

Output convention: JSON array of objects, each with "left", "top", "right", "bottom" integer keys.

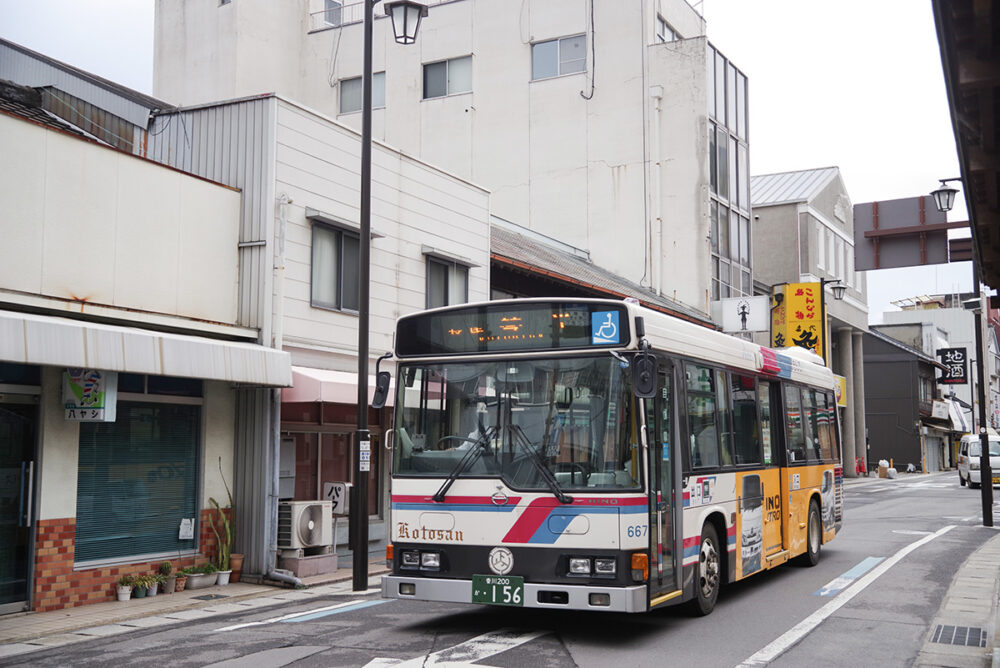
[
  {"left": 803, "top": 389, "right": 823, "bottom": 461},
  {"left": 731, "top": 373, "right": 760, "bottom": 465},
  {"left": 817, "top": 391, "right": 838, "bottom": 461},
  {"left": 784, "top": 387, "right": 806, "bottom": 463},
  {"left": 716, "top": 370, "right": 733, "bottom": 465},
  {"left": 686, "top": 364, "right": 720, "bottom": 468},
  {"left": 757, "top": 381, "right": 775, "bottom": 465}
]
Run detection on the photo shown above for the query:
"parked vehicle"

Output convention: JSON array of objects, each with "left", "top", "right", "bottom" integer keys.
[{"left": 957, "top": 434, "right": 1000, "bottom": 488}]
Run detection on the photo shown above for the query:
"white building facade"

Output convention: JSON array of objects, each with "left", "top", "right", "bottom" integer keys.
[{"left": 153, "top": 0, "right": 752, "bottom": 318}]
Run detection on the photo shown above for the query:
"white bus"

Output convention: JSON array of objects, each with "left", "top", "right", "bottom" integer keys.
[{"left": 379, "top": 298, "right": 842, "bottom": 614}]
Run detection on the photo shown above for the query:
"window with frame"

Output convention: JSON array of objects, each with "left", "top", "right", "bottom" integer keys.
[
  {"left": 656, "top": 15, "right": 679, "bottom": 42},
  {"left": 686, "top": 364, "right": 720, "bottom": 468},
  {"left": 426, "top": 257, "right": 469, "bottom": 309},
  {"left": 531, "top": 35, "right": 586, "bottom": 80},
  {"left": 311, "top": 223, "right": 360, "bottom": 311},
  {"left": 731, "top": 373, "right": 761, "bottom": 465},
  {"left": 784, "top": 385, "right": 806, "bottom": 463},
  {"left": 340, "top": 72, "right": 385, "bottom": 114},
  {"left": 324, "top": 0, "right": 342, "bottom": 26},
  {"left": 423, "top": 56, "right": 472, "bottom": 99},
  {"left": 802, "top": 388, "right": 824, "bottom": 461}
]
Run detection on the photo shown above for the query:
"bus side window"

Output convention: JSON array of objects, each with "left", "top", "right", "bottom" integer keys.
[
  {"left": 731, "top": 373, "right": 760, "bottom": 465},
  {"left": 817, "top": 391, "right": 837, "bottom": 461},
  {"left": 803, "top": 389, "right": 823, "bottom": 461},
  {"left": 784, "top": 386, "right": 806, "bottom": 463},
  {"left": 686, "top": 364, "right": 720, "bottom": 469}
]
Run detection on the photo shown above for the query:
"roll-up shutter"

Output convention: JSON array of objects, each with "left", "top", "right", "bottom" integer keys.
[{"left": 75, "top": 402, "right": 200, "bottom": 563}]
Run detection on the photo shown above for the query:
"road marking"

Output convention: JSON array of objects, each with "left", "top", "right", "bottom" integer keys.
[
  {"left": 363, "top": 628, "right": 548, "bottom": 667},
  {"left": 892, "top": 530, "right": 933, "bottom": 535},
  {"left": 280, "top": 599, "right": 385, "bottom": 622},
  {"left": 739, "top": 525, "right": 955, "bottom": 666},
  {"left": 216, "top": 599, "right": 369, "bottom": 631},
  {"left": 813, "top": 556, "right": 884, "bottom": 596}
]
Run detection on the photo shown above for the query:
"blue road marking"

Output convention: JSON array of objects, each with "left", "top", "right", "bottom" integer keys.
[
  {"left": 814, "top": 556, "right": 885, "bottom": 596},
  {"left": 280, "top": 600, "right": 387, "bottom": 622}
]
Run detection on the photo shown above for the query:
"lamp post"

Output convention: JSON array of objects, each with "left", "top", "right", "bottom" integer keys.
[
  {"left": 932, "top": 179, "right": 992, "bottom": 527},
  {"left": 819, "top": 278, "right": 847, "bottom": 366},
  {"left": 353, "top": 0, "right": 428, "bottom": 592}
]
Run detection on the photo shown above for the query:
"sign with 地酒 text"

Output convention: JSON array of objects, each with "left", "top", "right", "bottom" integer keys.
[{"left": 937, "top": 347, "right": 968, "bottom": 384}]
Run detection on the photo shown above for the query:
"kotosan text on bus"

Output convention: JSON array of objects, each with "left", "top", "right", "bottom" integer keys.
[{"left": 375, "top": 298, "right": 842, "bottom": 614}]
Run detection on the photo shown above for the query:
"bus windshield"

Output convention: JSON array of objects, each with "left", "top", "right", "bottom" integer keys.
[{"left": 392, "top": 355, "right": 642, "bottom": 491}]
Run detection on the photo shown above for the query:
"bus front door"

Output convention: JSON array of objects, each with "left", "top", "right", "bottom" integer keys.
[{"left": 646, "top": 368, "right": 681, "bottom": 606}]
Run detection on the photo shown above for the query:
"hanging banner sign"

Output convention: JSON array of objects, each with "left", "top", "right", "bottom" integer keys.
[
  {"left": 771, "top": 282, "right": 824, "bottom": 361},
  {"left": 834, "top": 374, "right": 848, "bottom": 407},
  {"left": 716, "top": 295, "right": 771, "bottom": 333},
  {"left": 63, "top": 369, "right": 118, "bottom": 421},
  {"left": 937, "top": 347, "right": 968, "bottom": 384}
]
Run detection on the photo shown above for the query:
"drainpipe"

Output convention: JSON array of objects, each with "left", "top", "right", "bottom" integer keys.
[{"left": 650, "top": 85, "right": 664, "bottom": 295}]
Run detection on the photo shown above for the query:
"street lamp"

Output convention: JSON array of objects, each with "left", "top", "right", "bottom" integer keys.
[
  {"left": 819, "top": 278, "right": 846, "bottom": 366},
  {"left": 931, "top": 178, "right": 992, "bottom": 527},
  {"left": 353, "top": 0, "right": 428, "bottom": 592}
]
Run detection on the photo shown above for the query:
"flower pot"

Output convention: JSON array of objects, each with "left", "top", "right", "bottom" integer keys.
[
  {"left": 175, "top": 576, "right": 187, "bottom": 592},
  {"left": 185, "top": 572, "right": 218, "bottom": 589},
  {"left": 229, "top": 554, "right": 243, "bottom": 583},
  {"left": 133, "top": 585, "right": 148, "bottom": 599},
  {"left": 116, "top": 585, "right": 132, "bottom": 602},
  {"left": 216, "top": 570, "right": 232, "bottom": 586},
  {"left": 147, "top": 582, "right": 159, "bottom": 596},
  {"left": 163, "top": 575, "right": 177, "bottom": 594}
]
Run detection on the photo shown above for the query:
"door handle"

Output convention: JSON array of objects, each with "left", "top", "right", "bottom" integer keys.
[{"left": 19, "top": 461, "right": 34, "bottom": 528}]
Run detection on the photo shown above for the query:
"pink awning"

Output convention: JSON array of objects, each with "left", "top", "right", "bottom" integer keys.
[{"left": 282, "top": 365, "right": 395, "bottom": 407}]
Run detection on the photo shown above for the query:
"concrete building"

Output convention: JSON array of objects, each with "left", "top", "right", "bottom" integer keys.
[
  {"left": 750, "top": 167, "right": 870, "bottom": 476},
  {"left": 0, "top": 66, "right": 290, "bottom": 613},
  {"left": 153, "top": 0, "right": 752, "bottom": 319},
  {"left": 0, "top": 37, "right": 489, "bottom": 612}
]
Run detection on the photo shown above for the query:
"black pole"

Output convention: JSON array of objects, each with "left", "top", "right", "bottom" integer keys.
[
  {"left": 819, "top": 279, "right": 829, "bottom": 366},
  {"left": 974, "top": 288, "right": 993, "bottom": 526},
  {"left": 352, "top": 0, "right": 376, "bottom": 591}
]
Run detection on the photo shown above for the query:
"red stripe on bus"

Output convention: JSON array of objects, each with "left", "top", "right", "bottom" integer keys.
[
  {"left": 502, "top": 498, "right": 552, "bottom": 543},
  {"left": 391, "top": 495, "right": 522, "bottom": 505}
]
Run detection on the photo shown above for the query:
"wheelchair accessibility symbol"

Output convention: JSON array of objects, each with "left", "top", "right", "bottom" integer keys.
[{"left": 591, "top": 311, "right": 620, "bottom": 344}]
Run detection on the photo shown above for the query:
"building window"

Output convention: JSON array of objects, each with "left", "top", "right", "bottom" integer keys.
[
  {"left": 311, "top": 223, "right": 360, "bottom": 311},
  {"left": 423, "top": 56, "right": 472, "bottom": 99},
  {"left": 340, "top": 72, "right": 385, "bottom": 114},
  {"left": 220, "top": 0, "right": 231, "bottom": 5},
  {"left": 656, "top": 15, "right": 679, "bottom": 42},
  {"left": 531, "top": 35, "right": 586, "bottom": 80},
  {"left": 426, "top": 258, "right": 468, "bottom": 308},
  {"left": 325, "top": 0, "right": 342, "bottom": 26},
  {"left": 75, "top": 402, "right": 200, "bottom": 563}
]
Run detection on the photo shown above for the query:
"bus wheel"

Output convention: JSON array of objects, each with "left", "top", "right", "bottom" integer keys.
[
  {"left": 797, "top": 501, "right": 821, "bottom": 567},
  {"left": 690, "top": 523, "right": 721, "bottom": 616}
]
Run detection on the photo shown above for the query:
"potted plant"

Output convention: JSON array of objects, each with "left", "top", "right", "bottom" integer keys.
[
  {"left": 147, "top": 572, "right": 161, "bottom": 597},
  {"left": 210, "top": 457, "right": 235, "bottom": 586},
  {"left": 175, "top": 570, "right": 188, "bottom": 592},
  {"left": 132, "top": 574, "right": 149, "bottom": 598},
  {"left": 159, "top": 562, "right": 176, "bottom": 595},
  {"left": 183, "top": 563, "right": 218, "bottom": 590},
  {"left": 230, "top": 553, "right": 244, "bottom": 583},
  {"left": 116, "top": 574, "right": 133, "bottom": 602}
]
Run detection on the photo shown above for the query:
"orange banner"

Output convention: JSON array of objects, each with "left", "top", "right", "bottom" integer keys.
[{"left": 771, "top": 282, "right": 824, "bottom": 361}]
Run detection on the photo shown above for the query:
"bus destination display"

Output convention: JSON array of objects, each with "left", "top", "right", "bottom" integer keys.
[{"left": 396, "top": 302, "right": 630, "bottom": 356}]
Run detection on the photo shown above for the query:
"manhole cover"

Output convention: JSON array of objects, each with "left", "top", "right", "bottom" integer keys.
[
  {"left": 192, "top": 594, "right": 229, "bottom": 601},
  {"left": 931, "top": 625, "right": 986, "bottom": 647}
]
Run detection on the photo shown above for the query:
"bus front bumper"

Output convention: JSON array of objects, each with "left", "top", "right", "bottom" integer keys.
[{"left": 382, "top": 574, "right": 648, "bottom": 613}]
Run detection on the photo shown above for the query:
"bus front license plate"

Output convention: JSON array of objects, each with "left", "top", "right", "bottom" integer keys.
[{"left": 472, "top": 575, "right": 524, "bottom": 607}]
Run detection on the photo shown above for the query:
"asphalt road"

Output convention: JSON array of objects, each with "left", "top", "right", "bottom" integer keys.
[{"left": 8, "top": 471, "right": 997, "bottom": 668}]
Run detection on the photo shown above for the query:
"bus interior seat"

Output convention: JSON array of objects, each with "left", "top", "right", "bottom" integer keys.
[{"left": 398, "top": 427, "right": 415, "bottom": 459}]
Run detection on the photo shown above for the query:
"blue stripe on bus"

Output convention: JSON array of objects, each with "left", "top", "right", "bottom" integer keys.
[{"left": 525, "top": 506, "right": 646, "bottom": 544}]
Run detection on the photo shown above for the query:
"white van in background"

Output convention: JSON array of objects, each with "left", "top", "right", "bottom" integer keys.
[{"left": 958, "top": 433, "right": 1000, "bottom": 488}]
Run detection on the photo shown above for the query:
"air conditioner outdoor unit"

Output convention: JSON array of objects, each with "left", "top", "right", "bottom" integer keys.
[{"left": 277, "top": 500, "right": 333, "bottom": 549}]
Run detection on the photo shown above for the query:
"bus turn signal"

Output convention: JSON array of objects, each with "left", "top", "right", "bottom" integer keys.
[{"left": 631, "top": 552, "right": 648, "bottom": 581}]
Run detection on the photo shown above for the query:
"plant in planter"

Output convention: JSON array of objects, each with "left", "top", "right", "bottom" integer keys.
[
  {"left": 147, "top": 572, "right": 162, "bottom": 597},
  {"left": 209, "top": 457, "right": 235, "bottom": 586},
  {"left": 183, "top": 563, "right": 219, "bottom": 590},
  {"left": 116, "top": 574, "right": 133, "bottom": 602},
  {"left": 159, "top": 562, "right": 176, "bottom": 595},
  {"left": 175, "top": 570, "right": 188, "bottom": 592},
  {"left": 132, "top": 574, "right": 149, "bottom": 599}
]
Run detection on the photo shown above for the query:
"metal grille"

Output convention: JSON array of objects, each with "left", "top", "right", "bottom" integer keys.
[
  {"left": 192, "top": 594, "right": 229, "bottom": 601},
  {"left": 931, "top": 625, "right": 986, "bottom": 647}
]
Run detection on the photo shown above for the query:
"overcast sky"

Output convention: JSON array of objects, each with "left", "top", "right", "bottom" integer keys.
[{"left": 0, "top": 0, "right": 973, "bottom": 323}]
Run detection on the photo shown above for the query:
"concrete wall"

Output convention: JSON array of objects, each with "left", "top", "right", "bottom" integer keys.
[
  {"left": 0, "top": 113, "right": 242, "bottom": 330},
  {"left": 751, "top": 202, "right": 800, "bottom": 286}
]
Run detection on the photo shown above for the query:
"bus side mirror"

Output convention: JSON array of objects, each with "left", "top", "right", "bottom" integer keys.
[
  {"left": 372, "top": 371, "right": 391, "bottom": 409},
  {"left": 632, "top": 350, "right": 656, "bottom": 398}
]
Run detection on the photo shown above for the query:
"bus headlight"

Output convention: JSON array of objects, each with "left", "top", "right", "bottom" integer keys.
[
  {"left": 401, "top": 550, "right": 420, "bottom": 569},
  {"left": 594, "top": 558, "right": 617, "bottom": 575},
  {"left": 569, "top": 558, "right": 592, "bottom": 574},
  {"left": 421, "top": 552, "right": 441, "bottom": 570}
]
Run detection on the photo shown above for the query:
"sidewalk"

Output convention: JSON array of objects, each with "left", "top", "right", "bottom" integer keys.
[{"left": 0, "top": 560, "right": 389, "bottom": 660}]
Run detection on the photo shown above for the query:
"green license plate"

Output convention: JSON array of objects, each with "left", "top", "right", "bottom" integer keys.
[{"left": 472, "top": 574, "right": 524, "bottom": 607}]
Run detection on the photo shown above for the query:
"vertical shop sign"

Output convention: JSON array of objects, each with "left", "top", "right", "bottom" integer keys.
[{"left": 64, "top": 369, "right": 118, "bottom": 421}]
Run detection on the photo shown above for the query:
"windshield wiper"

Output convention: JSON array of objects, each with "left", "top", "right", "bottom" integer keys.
[
  {"left": 508, "top": 425, "right": 573, "bottom": 504},
  {"left": 432, "top": 425, "right": 496, "bottom": 503}
]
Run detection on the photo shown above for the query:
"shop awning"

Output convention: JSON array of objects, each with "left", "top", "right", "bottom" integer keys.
[
  {"left": 282, "top": 366, "right": 395, "bottom": 407},
  {"left": 0, "top": 309, "right": 291, "bottom": 386},
  {"left": 949, "top": 400, "right": 970, "bottom": 433}
]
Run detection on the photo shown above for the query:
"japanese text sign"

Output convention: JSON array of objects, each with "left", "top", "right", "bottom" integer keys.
[
  {"left": 937, "top": 347, "right": 968, "bottom": 384},
  {"left": 771, "top": 282, "right": 825, "bottom": 362}
]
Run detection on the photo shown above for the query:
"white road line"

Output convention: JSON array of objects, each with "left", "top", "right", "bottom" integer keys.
[
  {"left": 215, "top": 599, "right": 367, "bottom": 632},
  {"left": 892, "top": 530, "right": 933, "bottom": 535},
  {"left": 738, "top": 524, "right": 955, "bottom": 667},
  {"left": 364, "top": 628, "right": 548, "bottom": 667}
]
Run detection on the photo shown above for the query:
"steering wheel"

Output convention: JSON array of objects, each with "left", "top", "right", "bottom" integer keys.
[
  {"left": 434, "top": 435, "right": 480, "bottom": 451},
  {"left": 556, "top": 462, "right": 590, "bottom": 485}
]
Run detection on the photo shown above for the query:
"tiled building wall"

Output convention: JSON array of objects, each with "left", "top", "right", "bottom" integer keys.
[{"left": 32, "top": 508, "right": 230, "bottom": 612}]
